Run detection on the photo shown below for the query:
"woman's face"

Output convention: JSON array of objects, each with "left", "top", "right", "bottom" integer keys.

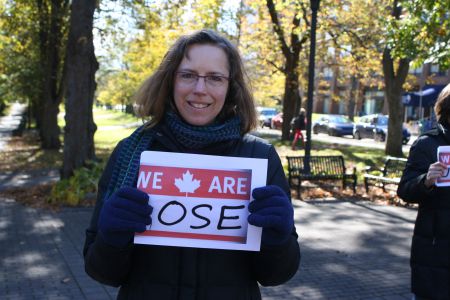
[{"left": 173, "top": 44, "right": 230, "bottom": 126}]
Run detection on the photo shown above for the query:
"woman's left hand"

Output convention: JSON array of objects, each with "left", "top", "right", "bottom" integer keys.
[
  {"left": 248, "top": 185, "right": 294, "bottom": 246},
  {"left": 424, "top": 161, "right": 448, "bottom": 188}
]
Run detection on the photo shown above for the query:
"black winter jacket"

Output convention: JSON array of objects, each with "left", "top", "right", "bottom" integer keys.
[
  {"left": 83, "top": 125, "right": 301, "bottom": 300},
  {"left": 397, "top": 124, "right": 450, "bottom": 300}
]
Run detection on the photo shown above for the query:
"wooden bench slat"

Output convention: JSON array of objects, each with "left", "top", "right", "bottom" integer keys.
[
  {"left": 363, "top": 157, "right": 407, "bottom": 192},
  {"left": 287, "top": 155, "right": 357, "bottom": 199}
]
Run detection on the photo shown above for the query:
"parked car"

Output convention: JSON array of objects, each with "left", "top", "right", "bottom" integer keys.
[
  {"left": 353, "top": 114, "right": 411, "bottom": 144},
  {"left": 312, "top": 114, "right": 354, "bottom": 136},
  {"left": 257, "top": 107, "right": 278, "bottom": 128},
  {"left": 271, "top": 112, "right": 283, "bottom": 129}
]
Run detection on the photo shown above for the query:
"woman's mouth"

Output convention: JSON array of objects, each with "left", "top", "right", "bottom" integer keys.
[{"left": 188, "top": 101, "right": 211, "bottom": 109}]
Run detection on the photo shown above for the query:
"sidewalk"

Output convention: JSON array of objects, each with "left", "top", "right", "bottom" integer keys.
[
  {"left": 0, "top": 103, "right": 59, "bottom": 191},
  {"left": 0, "top": 196, "right": 417, "bottom": 300}
]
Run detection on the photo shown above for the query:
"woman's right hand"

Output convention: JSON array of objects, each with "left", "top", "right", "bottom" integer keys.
[
  {"left": 98, "top": 187, "right": 153, "bottom": 248},
  {"left": 424, "top": 162, "right": 448, "bottom": 188}
]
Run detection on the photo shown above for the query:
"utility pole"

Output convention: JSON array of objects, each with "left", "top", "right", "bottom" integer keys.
[{"left": 304, "top": 0, "right": 320, "bottom": 172}]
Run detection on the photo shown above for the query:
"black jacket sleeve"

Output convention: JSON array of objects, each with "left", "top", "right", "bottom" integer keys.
[
  {"left": 252, "top": 145, "right": 301, "bottom": 286},
  {"left": 397, "top": 135, "right": 438, "bottom": 203},
  {"left": 83, "top": 141, "right": 135, "bottom": 287}
]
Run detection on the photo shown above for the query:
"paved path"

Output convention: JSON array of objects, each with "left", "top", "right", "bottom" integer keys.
[
  {"left": 0, "top": 196, "right": 417, "bottom": 300},
  {"left": 0, "top": 103, "right": 59, "bottom": 191},
  {"left": 0, "top": 103, "right": 25, "bottom": 150}
]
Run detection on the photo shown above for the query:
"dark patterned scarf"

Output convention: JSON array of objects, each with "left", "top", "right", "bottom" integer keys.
[{"left": 164, "top": 111, "right": 241, "bottom": 149}]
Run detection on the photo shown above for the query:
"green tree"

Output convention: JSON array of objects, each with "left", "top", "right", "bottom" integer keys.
[
  {"left": 264, "top": 0, "right": 310, "bottom": 140},
  {"left": 382, "top": 0, "right": 449, "bottom": 156},
  {"left": 0, "top": 0, "right": 69, "bottom": 148},
  {"left": 320, "top": 0, "right": 383, "bottom": 120},
  {"left": 96, "top": 0, "right": 235, "bottom": 111}
]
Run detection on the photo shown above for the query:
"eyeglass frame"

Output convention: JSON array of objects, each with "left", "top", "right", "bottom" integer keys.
[{"left": 175, "top": 71, "right": 230, "bottom": 88}]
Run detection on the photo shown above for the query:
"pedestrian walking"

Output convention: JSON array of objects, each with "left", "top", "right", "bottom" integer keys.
[
  {"left": 83, "top": 29, "right": 300, "bottom": 300},
  {"left": 397, "top": 83, "right": 450, "bottom": 300},
  {"left": 291, "top": 108, "right": 306, "bottom": 150}
]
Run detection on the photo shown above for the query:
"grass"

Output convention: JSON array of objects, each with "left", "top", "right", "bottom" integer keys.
[
  {"left": 265, "top": 135, "right": 409, "bottom": 184},
  {"left": 2, "top": 108, "right": 412, "bottom": 208},
  {"left": 3, "top": 108, "right": 141, "bottom": 173},
  {"left": 5, "top": 109, "right": 399, "bottom": 176},
  {"left": 95, "top": 127, "right": 136, "bottom": 149},
  {"left": 58, "top": 107, "right": 142, "bottom": 127},
  {"left": 93, "top": 108, "right": 142, "bottom": 127}
]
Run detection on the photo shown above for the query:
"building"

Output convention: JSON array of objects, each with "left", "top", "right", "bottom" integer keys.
[{"left": 313, "top": 62, "right": 450, "bottom": 119}]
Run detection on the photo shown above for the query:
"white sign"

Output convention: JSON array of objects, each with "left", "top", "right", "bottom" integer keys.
[
  {"left": 133, "top": 151, "right": 267, "bottom": 251},
  {"left": 436, "top": 146, "right": 450, "bottom": 187}
]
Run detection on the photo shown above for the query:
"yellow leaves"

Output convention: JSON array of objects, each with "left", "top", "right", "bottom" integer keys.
[{"left": 436, "top": 27, "right": 446, "bottom": 37}]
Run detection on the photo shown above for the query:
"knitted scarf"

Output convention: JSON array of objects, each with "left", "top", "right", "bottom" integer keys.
[
  {"left": 104, "top": 125, "right": 154, "bottom": 201},
  {"left": 104, "top": 112, "right": 241, "bottom": 200},
  {"left": 164, "top": 111, "right": 241, "bottom": 149}
]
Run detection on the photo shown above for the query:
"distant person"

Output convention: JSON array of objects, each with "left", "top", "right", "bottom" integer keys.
[
  {"left": 291, "top": 108, "right": 306, "bottom": 150},
  {"left": 83, "top": 29, "right": 300, "bottom": 299},
  {"left": 397, "top": 83, "right": 450, "bottom": 300}
]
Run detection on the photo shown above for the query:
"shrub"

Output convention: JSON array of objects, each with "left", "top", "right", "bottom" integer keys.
[{"left": 49, "top": 161, "right": 104, "bottom": 206}]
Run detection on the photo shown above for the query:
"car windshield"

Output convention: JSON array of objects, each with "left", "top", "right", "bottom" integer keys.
[
  {"left": 329, "top": 115, "right": 352, "bottom": 123},
  {"left": 261, "top": 110, "right": 277, "bottom": 116}
]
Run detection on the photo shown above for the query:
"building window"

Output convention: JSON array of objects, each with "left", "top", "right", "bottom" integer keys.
[
  {"left": 409, "top": 66, "right": 423, "bottom": 75},
  {"left": 431, "top": 64, "right": 439, "bottom": 73},
  {"left": 430, "top": 64, "right": 447, "bottom": 76},
  {"left": 323, "top": 68, "right": 333, "bottom": 80},
  {"left": 323, "top": 97, "right": 330, "bottom": 114}
]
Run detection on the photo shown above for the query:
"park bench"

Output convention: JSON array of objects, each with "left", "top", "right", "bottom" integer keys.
[
  {"left": 287, "top": 155, "right": 357, "bottom": 198},
  {"left": 363, "top": 156, "right": 407, "bottom": 192}
]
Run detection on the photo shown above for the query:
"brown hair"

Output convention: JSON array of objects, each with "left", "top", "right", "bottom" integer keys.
[
  {"left": 434, "top": 83, "right": 450, "bottom": 125},
  {"left": 134, "top": 29, "right": 257, "bottom": 134}
]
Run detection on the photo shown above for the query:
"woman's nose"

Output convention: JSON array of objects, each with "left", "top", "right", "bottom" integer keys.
[{"left": 193, "top": 77, "right": 207, "bottom": 93}]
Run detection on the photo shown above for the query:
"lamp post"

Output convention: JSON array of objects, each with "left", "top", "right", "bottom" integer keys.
[{"left": 304, "top": 0, "right": 320, "bottom": 172}]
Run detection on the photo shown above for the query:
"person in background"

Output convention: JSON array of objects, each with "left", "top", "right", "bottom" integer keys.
[
  {"left": 291, "top": 108, "right": 306, "bottom": 150},
  {"left": 397, "top": 83, "right": 450, "bottom": 300},
  {"left": 83, "top": 29, "right": 300, "bottom": 300}
]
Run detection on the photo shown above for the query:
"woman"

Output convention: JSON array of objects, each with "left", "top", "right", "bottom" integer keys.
[
  {"left": 397, "top": 83, "right": 450, "bottom": 300},
  {"left": 84, "top": 29, "right": 300, "bottom": 299}
]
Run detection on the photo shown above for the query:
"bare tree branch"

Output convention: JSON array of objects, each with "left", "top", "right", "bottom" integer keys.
[{"left": 266, "top": 0, "right": 290, "bottom": 58}]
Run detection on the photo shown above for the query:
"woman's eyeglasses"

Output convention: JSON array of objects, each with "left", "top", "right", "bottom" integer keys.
[{"left": 175, "top": 72, "right": 229, "bottom": 88}]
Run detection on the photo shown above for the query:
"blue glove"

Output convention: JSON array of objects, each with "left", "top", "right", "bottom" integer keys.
[
  {"left": 248, "top": 185, "right": 294, "bottom": 246},
  {"left": 98, "top": 187, "right": 152, "bottom": 248}
]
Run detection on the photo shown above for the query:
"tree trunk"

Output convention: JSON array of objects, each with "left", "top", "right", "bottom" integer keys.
[
  {"left": 36, "top": 0, "right": 67, "bottom": 149},
  {"left": 382, "top": 48, "right": 409, "bottom": 157},
  {"left": 347, "top": 75, "right": 358, "bottom": 121},
  {"left": 381, "top": 1, "right": 410, "bottom": 157},
  {"left": 61, "top": 0, "right": 98, "bottom": 179},
  {"left": 281, "top": 61, "right": 300, "bottom": 140},
  {"left": 265, "top": 0, "right": 305, "bottom": 141}
]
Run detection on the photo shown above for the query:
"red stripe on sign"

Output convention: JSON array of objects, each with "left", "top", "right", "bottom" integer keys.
[
  {"left": 136, "top": 230, "right": 246, "bottom": 243},
  {"left": 137, "top": 165, "right": 252, "bottom": 200}
]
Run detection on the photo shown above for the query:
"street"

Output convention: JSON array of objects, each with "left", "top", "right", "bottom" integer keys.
[{"left": 256, "top": 128, "right": 417, "bottom": 154}]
